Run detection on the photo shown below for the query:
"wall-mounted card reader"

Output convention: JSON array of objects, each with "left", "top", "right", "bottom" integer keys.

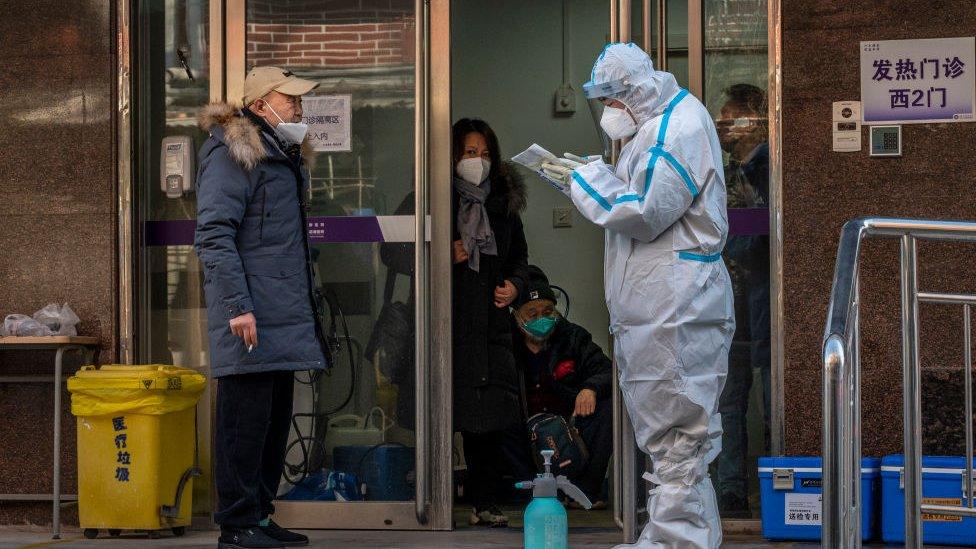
[{"left": 869, "top": 125, "right": 902, "bottom": 157}]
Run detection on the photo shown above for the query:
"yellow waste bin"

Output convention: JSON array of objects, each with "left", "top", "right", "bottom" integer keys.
[{"left": 68, "top": 365, "right": 206, "bottom": 539}]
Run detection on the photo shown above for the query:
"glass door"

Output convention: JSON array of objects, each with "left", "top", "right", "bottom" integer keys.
[
  {"left": 618, "top": 0, "right": 773, "bottom": 535},
  {"left": 134, "top": 0, "right": 216, "bottom": 522},
  {"left": 135, "top": 0, "right": 453, "bottom": 531},
  {"left": 702, "top": 0, "right": 771, "bottom": 522},
  {"left": 225, "top": 0, "right": 452, "bottom": 530}
]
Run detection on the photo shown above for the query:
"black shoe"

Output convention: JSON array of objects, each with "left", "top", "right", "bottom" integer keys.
[
  {"left": 261, "top": 519, "right": 309, "bottom": 546},
  {"left": 218, "top": 526, "right": 284, "bottom": 549},
  {"left": 469, "top": 505, "right": 509, "bottom": 527}
]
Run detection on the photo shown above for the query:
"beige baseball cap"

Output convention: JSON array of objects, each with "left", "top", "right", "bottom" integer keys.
[{"left": 242, "top": 66, "right": 319, "bottom": 106}]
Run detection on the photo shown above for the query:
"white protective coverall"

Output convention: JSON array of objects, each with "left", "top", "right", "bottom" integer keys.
[{"left": 570, "top": 43, "right": 735, "bottom": 548}]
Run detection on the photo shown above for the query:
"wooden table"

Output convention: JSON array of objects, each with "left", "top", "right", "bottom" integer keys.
[{"left": 0, "top": 336, "right": 100, "bottom": 539}]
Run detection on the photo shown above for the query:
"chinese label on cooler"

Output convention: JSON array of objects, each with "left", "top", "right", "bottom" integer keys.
[{"left": 784, "top": 493, "right": 822, "bottom": 526}]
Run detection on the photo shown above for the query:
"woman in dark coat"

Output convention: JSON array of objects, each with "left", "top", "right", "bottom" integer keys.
[
  {"left": 450, "top": 119, "right": 530, "bottom": 527},
  {"left": 378, "top": 118, "right": 530, "bottom": 526}
]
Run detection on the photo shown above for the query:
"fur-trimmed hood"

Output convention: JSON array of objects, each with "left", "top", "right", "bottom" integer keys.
[
  {"left": 198, "top": 102, "right": 313, "bottom": 170},
  {"left": 198, "top": 103, "right": 267, "bottom": 170},
  {"left": 494, "top": 162, "right": 527, "bottom": 215}
]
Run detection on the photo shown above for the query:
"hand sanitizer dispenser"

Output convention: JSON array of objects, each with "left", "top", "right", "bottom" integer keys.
[{"left": 516, "top": 449, "right": 592, "bottom": 549}]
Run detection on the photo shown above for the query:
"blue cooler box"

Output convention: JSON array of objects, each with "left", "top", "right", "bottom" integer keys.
[
  {"left": 881, "top": 455, "right": 976, "bottom": 546},
  {"left": 333, "top": 444, "right": 415, "bottom": 501},
  {"left": 758, "top": 456, "right": 880, "bottom": 541}
]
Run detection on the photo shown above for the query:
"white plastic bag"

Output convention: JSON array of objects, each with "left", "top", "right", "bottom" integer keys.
[
  {"left": 33, "top": 303, "right": 80, "bottom": 336},
  {"left": 3, "top": 314, "right": 53, "bottom": 336}
]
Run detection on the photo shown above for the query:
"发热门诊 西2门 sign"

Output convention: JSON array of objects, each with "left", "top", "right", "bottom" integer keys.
[
  {"left": 860, "top": 37, "right": 974, "bottom": 124},
  {"left": 302, "top": 95, "right": 352, "bottom": 152}
]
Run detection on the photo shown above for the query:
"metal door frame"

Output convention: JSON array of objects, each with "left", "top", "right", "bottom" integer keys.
[
  {"left": 612, "top": 0, "right": 783, "bottom": 542},
  {"left": 215, "top": 0, "right": 453, "bottom": 531},
  {"left": 117, "top": 0, "right": 783, "bottom": 535}
]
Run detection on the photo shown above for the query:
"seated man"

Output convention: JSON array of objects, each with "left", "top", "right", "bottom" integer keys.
[{"left": 509, "top": 265, "right": 613, "bottom": 507}]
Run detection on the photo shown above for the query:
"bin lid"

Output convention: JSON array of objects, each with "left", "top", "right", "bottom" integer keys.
[
  {"left": 881, "top": 454, "right": 976, "bottom": 475},
  {"left": 68, "top": 364, "right": 206, "bottom": 416},
  {"left": 758, "top": 456, "right": 881, "bottom": 475}
]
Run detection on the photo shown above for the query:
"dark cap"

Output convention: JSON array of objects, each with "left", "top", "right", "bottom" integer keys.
[{"left": 514, "top": 265, "right": 557, "bottom": 309}]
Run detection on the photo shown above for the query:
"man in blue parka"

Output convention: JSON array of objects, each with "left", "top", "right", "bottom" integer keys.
[{"left": 195, "top": 66, "right": 327, "bottom": 549}]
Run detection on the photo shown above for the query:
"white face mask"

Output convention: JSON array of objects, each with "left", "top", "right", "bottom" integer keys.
[
  {"left": 265, "top": 102, "right": 309, "bottom": 146},
  {"left": 600, "top": 105, "right": 638, "bottom": 140},
  {"left": 456, "top": 157, "right": 491, "bottom": 185}
]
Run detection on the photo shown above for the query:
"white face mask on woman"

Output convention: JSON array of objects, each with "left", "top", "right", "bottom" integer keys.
[
  {"left": 600, "top": 105, "right": 638, "bottom": 140},
  {"left": 456, "top": 157, "right": 491, "bottom": 185},
  {"left": 265, "top": 102, "right": 309, "bottom": 146}
]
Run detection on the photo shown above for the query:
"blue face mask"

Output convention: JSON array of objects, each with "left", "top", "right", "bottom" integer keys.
[{"left": 522, "top": 315, "right": 557, "bottom": 340}]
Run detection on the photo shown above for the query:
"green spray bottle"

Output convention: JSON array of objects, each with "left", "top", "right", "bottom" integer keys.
[{"left": 516, "top": 449, "right": 592, "bottom": 549}]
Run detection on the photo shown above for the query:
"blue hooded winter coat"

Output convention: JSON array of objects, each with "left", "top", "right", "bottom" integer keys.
[{"left": 194, "top": 103, "right": 327, "bottom": 378}]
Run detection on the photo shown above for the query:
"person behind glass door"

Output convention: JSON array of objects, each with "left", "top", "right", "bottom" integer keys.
[
  {"left": 195, "top": 66, "right": 327, "bottom": 549},
  {"left": 714, "top": 83, "right": 771, "bottom": 518},
  {"left": 451, "top": 118, "right": 531, "bottom": 528},
  {"left": 508, "top": 266, "right": 614, "bottom": 508}
]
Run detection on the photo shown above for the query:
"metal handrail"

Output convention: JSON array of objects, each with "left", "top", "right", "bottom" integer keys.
[{"left": 823, "top": 217, "right": 976, "bottom": 548}]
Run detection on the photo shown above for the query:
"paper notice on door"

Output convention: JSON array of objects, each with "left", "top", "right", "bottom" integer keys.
[
  {"left": 302, "top": 95, "right": 351, "bottom": 152},
  {"left": 784, "top": 493, "right": 823, "bottom": 525}
]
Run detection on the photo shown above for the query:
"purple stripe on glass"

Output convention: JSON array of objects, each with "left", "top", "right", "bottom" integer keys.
[
  {"left": 145, "top": 209, "right": 769, "bottom": 247},
  {"left": 728, "top": 208, "right": 769, "bottom": 236},
  {"left": 308, "top": 216, "right": 383, "bottom": 243},
  {"left": 146, "top": 216, "right": 388, "bottom": 246},
  {"left": 144, "top": 220, "right": 196, "bottom": 246}
]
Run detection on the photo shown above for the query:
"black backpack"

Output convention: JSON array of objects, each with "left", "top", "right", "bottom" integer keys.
[{"left": 526, "top": 412, "right": 589, "bottom": 478}]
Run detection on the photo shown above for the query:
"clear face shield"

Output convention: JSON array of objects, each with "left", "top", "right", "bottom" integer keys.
[{"left": 583, "top": 77, "right": 630, "bottom": 159}]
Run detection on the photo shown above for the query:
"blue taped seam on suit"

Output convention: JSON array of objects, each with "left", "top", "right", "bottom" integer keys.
[
  {"left": 654, "top": 148, "right": 699, "bottom": 198},
  {"left": 677, "top": 251, "right": 722, "bottom": 262},
  {"left": 572, "top": 171, "right": 613, "bottom": 212},
  {"left": 591, "top": 42, "right": 621, "bottom": 81},
  {"left": 578, "top": 88, "right": 697, "bottom": 209},
  {"left": 655, "top": 89, "right": 690, "bottom": 147}
]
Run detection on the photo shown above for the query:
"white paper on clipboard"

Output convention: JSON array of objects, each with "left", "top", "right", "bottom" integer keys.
[{"left": 511, "top": 144, "right": 571, "bottom": 196}]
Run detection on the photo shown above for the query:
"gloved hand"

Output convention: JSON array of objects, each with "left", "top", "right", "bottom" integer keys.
[{"left": 540, "top": 153, "right": 602, "bottom": 188}]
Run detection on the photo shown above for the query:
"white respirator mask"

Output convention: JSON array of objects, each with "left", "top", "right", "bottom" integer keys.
[
  {"left": 456, "top": 157, "right": 491, "bottom": 185},
  {"left": 600, "top": 105, "right": 638, "bottom": 140},
  {"left": 266, "top": 102, "right": 309, "bottom": 146}
]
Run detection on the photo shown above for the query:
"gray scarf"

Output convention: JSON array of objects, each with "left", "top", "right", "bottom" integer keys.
[{"left": 454, "top": 176, "right": 497, "bottom": 272}]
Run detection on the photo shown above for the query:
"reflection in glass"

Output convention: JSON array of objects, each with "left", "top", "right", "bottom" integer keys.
[
  {"left": 136, "top": 0, "right": 213, "bottom": 518},
  {"left": 246, "top": 0, "right": 418, "bottom": 503},
  {"left": 665, "top": 0, "right": 689, "bottom": 87},
  {"left": 703, "top": 0, "right": 770, "bottom": 520}
]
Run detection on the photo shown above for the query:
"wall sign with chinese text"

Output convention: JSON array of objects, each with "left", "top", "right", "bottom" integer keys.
[
  {"left": 860, "top": 37, "right": 974, "bottom": 124},
  {"left": 302, "top": 95, "right": 352, "bottom": 152}
]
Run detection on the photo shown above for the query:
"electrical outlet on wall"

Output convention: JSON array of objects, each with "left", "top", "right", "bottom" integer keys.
[
  {"left": 552, "top": 207, "right": 572, "bottom": 228},
  {"left": 554, "top": 83, "right": 576, "bottom": 115}
]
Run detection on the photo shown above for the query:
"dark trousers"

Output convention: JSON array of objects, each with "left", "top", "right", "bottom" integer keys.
[
  {"left": 462, "top": 423, "right": 535, "bottom": 509},
  {"left": 501, "top": 399, "right": 614, "bottom": 502},
  {"left": 214, "top": 370, "right": 295, "bottom": 527},
  {"left": 572, "top": 398, "right": 614, "bottom": 501},
  {"left": 717, "top": 275, "right": 771, "bottom": 498}
]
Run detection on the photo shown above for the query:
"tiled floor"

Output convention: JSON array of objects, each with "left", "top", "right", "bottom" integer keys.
[
  {"left": 0, "top": 528, "right": 823, "bottom": 549},
  {"left": 0, "top": 528, "right": 950, "bottom": 549}
]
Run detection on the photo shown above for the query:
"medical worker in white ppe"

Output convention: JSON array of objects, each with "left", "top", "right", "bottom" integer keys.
[{"left": 544, "top": 43, "right": 734, "bottom": 548}]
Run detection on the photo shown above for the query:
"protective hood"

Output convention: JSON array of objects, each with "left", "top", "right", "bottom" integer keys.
[{"left": 585, "top": 43, "right": 682, "bottom": 128}]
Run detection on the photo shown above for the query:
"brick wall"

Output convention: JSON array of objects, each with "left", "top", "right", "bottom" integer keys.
[{"left": 247, "top": 0, "right": 414, "bottom": 69}]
